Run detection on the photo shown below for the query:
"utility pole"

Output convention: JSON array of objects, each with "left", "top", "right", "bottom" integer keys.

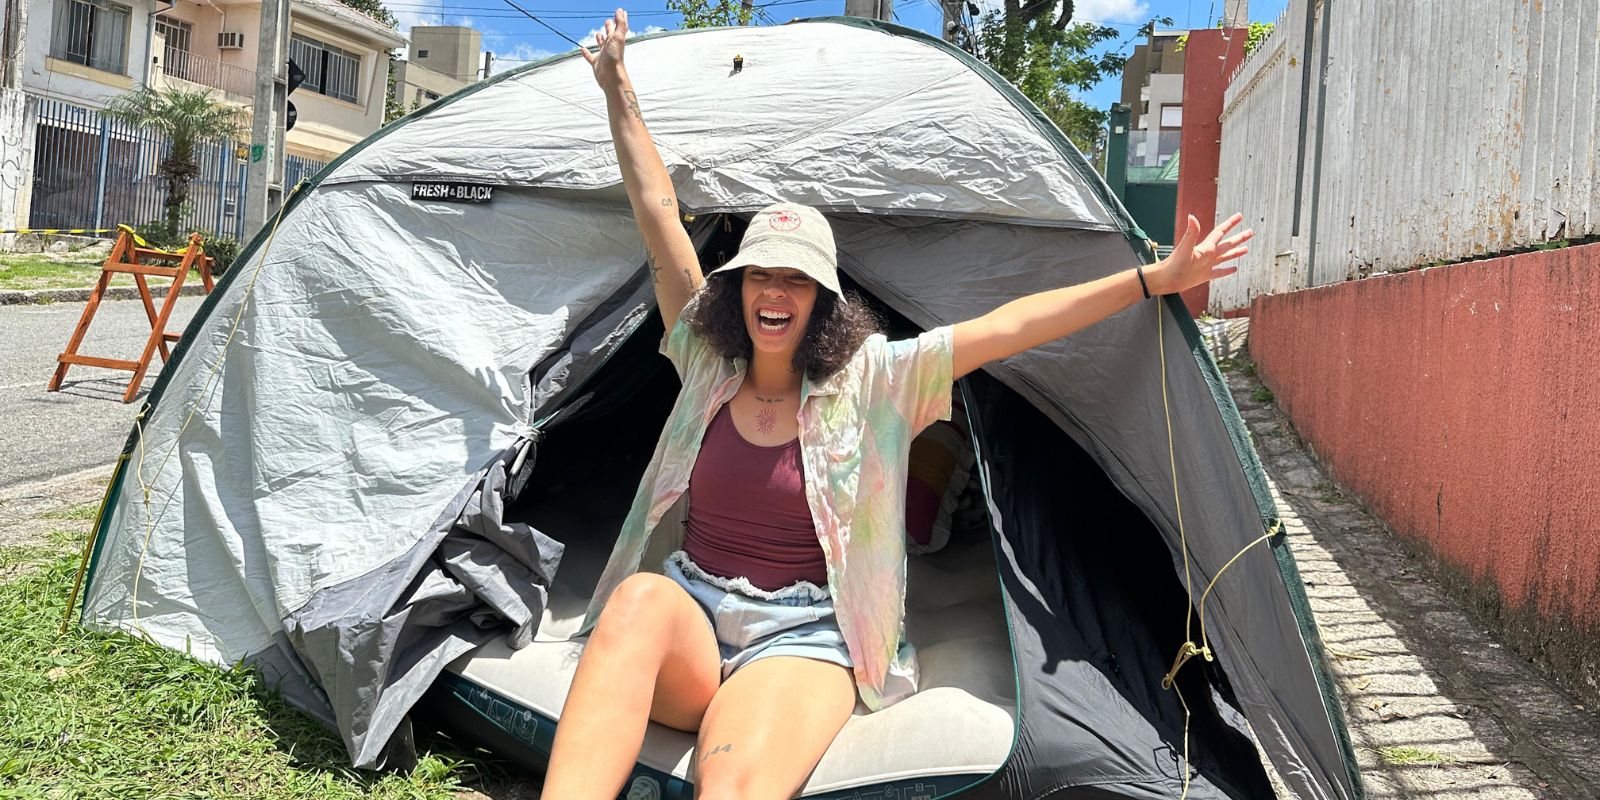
[
  {"left": 843, "top": 0, "right": 893, "bottom": 22},
  {"left": 481, "top": 50, "right": 494, "bottom": 80},
  {"left": 939, "top": 0, "right": 960, "bottom": 42},
  {"left": 245, "top": 0, "right": 289, "bottom": 236},
  {"left": 1, "top": 0, "right": 26, "bottom": 89}
]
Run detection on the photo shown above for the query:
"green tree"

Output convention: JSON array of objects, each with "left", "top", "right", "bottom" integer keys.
[
  {"left": 972, "top": 3, "right": 1168, "bottom": 163},
  {"left": 103, "top": 86, "right": 248, "bottom": 235},
  {"left": 332, "top": 0, "right": 397, "bottom": 27},
  {"left": 385, "top": 55, "right": 407, "bottom": 124},
  {"left": 669, "top": 0, "right": 752, "bottom": 28},
  {"left": 1175, "top": 21, "right": 1275, "bottom": 55}
]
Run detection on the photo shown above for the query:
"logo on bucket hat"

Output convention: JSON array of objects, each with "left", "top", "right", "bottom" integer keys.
[{"left": 769, "top": 210, "right": 802, "bottom": 231}]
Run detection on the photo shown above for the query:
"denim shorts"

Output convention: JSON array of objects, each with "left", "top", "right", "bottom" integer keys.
[{"left": 663, "top": 550, "right": 853, "bottom": 680}]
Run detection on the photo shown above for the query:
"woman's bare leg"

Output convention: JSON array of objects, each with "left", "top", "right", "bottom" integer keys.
[
  {"left": 692, "top": 656, "right": 856, "bottom": 799},
  {"left": 543, "top": 573, "right": 721, "bottom": 799}
]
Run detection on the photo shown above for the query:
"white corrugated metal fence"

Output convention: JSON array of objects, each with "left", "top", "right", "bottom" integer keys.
[{"left": 1210, "top": 0, "right": 1599, "bottom": 312}]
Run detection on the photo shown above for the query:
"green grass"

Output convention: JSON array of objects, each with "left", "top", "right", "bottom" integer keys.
[
  {"left": 40, "top": 503, "right": 100, "bottom": 522},
  {"left": 0, "top": 253, "right": 127, "bottom": 292},
  {"left": 0, "top": 532, "right": 494, "bottom": 799},
  {"left": 1375, "top": 745, "right": 1457, "bottom": 766},
  {"left": 1251, "top": 386, "right": 1275, "bottom": 404}
]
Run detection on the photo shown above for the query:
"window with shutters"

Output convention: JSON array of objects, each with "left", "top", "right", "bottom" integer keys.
[
  {"left": 289, "top": 33, "right": 361, "bottom": 103},
  {"left": 50, "top": 0, "right": 132, "bottom": 74}
]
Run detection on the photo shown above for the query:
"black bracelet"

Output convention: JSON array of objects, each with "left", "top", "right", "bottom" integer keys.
[{"left": 1135, "top": 263, "right": 1152, "bottom": 299}]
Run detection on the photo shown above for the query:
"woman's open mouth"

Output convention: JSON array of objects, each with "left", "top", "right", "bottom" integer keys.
[{"left": 756, "top": 308, "right": 794, "bottom": 336}]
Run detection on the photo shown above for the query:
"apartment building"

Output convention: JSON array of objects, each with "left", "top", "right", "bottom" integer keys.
[{"left": 21, "top": 0, "right": 405, "bottom": 160}]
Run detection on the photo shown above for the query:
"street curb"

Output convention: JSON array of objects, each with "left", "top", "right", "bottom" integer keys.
[{"left": 0, "top": 284, "right": 209, "bottom": 306}]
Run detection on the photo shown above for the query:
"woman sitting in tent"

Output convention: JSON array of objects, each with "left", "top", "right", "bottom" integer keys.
[{"left": 544, "top": 9, "right": 1253, "bottom": 799}]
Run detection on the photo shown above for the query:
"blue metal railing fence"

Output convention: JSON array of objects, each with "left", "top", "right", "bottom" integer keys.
[{"left": 27, "top": 96, "right": 328, "bottom": 242}]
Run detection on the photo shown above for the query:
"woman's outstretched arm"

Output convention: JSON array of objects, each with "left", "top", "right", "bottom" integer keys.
[
  {"left": 950, "top": 213, "right": 1253, "bottom": 379},
  {"left": 583, "top": 9, "right": 703, "bottom": 333}
]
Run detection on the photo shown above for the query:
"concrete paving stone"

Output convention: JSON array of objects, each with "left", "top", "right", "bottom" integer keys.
[{"left": 1218, "top": 320, "right": 1600, "bottom": 800}]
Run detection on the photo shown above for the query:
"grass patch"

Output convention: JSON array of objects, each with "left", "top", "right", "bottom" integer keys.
[
  {"left": 0, "top": 253, "right": 124, "bottom": 292},
  {"left": 40, "top": 502, "right": 101, "bottom": 521},
  {"left": 1375, "top": 745, "right": 1457, "bottom": 766},
  {"left": 1251, "top": 386, "right": 1275, "bottom": 404},
  {"left": 0, "top": 534, "right": 492, "bottom": 799}
]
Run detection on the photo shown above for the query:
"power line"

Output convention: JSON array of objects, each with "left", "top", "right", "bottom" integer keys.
[{"left": 498, "top": 0, "right": 585, "bottom": 47}]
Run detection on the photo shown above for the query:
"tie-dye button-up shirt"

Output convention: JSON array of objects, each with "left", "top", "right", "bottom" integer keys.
[{"left": 581, "top": 302, "right": 955, "bottom": 711}]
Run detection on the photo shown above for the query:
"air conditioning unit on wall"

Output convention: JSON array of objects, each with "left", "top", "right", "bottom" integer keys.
[{"left": 218, "top": 31, "right": 246, "bottom": 49}]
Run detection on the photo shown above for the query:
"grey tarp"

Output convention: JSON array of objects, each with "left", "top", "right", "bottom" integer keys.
[
  {"left": 280, "top": 440, "right": 562, "bottom": 768},
  {"left": 77, "top": 16, "right": 1360, "bottom": 796}
]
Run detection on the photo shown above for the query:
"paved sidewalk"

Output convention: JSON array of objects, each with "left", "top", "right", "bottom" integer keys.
[
  {"left": 1209, "top": 320, "right": 1600, "bottom": 800},
  {"left": 0, "top": 296, "right": 202, "bottom": 488}
]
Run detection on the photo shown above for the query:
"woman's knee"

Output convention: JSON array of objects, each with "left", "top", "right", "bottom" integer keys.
[
  {"left": 591, "top": 572, "right": 686, "bottom": 649},
  {"left": 693, "top": 762, "right": 762, "bottom": 800}
]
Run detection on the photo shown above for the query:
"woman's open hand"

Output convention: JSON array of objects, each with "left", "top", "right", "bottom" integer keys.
[
  {"left": 1149, "top": 213, "right": 1254, "bottom": 294},
  {"left": 580, "top": 8, "right": 629, "bottom": 85}
]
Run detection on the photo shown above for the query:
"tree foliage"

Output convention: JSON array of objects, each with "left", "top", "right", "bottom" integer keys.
[
  {"left": 332, "top": 0, "right": 397, "bottom": 28},
  {"left": 669, "top": 0, "right": 753, "bottom": 28},
  {"left": 103, "top": 87, "right": 248, "bottom": 235},
  {"left": 1176, "top": 21, "right": 1276, "bottom": 56},
  {"left": 972, "top": 2, "right": 1161, "bottom": 164}
]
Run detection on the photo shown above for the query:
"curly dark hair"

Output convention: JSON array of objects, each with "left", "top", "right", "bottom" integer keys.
[{"left": 686, "top": 269, "right": 881, "bottom": 381}]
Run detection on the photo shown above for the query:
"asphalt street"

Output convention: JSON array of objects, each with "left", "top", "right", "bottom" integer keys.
[{"left": 0, "top": 296, "right": 202, "bottom": 488}]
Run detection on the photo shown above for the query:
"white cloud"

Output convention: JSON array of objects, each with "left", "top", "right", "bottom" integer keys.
[
  {"left": 1074, "top": 0, "right": 1150, "bottom": 24},
  {"left": 582, "top": 22, "right": 665, "bottom": 44},
  {"left": 488, "top": 42, "right": 560, "bottom": 74},
  {"left": 391, "top": 0, "right": 445, "bottom": 37}
]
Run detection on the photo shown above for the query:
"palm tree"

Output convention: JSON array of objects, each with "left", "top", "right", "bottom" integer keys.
[{"left": 103, "top": 86, "right": 248, "bottom": 237}]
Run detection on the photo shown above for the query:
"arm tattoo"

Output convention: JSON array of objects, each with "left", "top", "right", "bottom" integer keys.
[
  {"left": 701, "top": 742, "right": 733, "bottom": 762},
  {"left": 646, "top": 246, "right": 661, "bottom": 283},
  {"left": 682, "top": 267, "right": 696, "bottom": 288},
  {"left": 660, "top": 196, "right": 674, "bottom": 207},
  {"left": 622, "top": 89, "right": 644, "bottom": 122}
]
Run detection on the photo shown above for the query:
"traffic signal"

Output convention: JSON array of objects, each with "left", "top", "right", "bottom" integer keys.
[{"left": 285, "top": 58, "right": 305, "bottom": 132}]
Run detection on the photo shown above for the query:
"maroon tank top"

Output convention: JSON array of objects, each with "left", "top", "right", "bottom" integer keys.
[{"left": 682, "top": 403, "right": 827, "bottom": 591}]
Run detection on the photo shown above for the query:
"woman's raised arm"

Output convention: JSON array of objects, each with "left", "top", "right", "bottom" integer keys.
[
  {"left": 583, "top": 9, "right": 702, "bottom": 333},
  {"left": 950, "top": 213, "right": 1253, "bottom": 379}
]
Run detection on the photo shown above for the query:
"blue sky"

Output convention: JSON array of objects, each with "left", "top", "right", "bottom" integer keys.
[{"left": 387, "top": 0, "right": 1288, "bottom": 112}]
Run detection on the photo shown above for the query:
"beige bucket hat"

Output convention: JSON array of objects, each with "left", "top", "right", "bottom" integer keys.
[{"left": 706, "top": 203, "right": 844, "bottom": 300}]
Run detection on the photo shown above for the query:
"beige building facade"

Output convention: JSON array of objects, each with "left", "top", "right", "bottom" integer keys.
[
  {"left": 391, "top": 26, "right": 480, "bottom": 113},
  {"left": 1117, "top": 29, "right": 1187, "bottom": 169},
  {"left": 21, "top": 0, "right": 405, "bottom": 162}
]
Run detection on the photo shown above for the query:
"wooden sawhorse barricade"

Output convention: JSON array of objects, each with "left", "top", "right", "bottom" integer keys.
[{"left": 47, "top": 226, "right": 215, "bottom": 404}]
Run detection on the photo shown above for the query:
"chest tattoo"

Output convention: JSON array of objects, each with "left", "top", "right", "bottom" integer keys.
[{"left": 755, "top": 407, "right": 778, "bottom": 435}]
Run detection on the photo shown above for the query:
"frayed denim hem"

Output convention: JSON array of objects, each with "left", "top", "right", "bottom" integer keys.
[{"left": 666, "top": 550, "right": 832, "bottom": 603}]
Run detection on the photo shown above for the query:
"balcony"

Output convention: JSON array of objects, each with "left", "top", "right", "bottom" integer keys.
[{"left": 160, "top": 49, "right": 254, "bottom": 98}]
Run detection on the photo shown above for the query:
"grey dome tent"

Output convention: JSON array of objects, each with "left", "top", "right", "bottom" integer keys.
[{"left": 76, "top": 17, "right": 1363, "bottom": 800}]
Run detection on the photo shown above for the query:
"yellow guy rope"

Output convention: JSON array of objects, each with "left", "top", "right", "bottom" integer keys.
[
  {"left": 1153, "top": 298, "right": 1282, "bottom": 799},
  {"left": 119, "top": 186, "right": 301, "bottom": 635}
]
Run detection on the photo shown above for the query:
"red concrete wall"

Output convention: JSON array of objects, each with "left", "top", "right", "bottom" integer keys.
[
  {"left": 1174, "top": 28, "right": 1247, "bottom": 318},
  {"left": 1249, "top": 243, "right": 1600, "bottom": 690}
]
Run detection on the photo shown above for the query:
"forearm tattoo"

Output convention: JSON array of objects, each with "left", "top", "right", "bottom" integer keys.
[
  {"left": 622, "top": 89, "right": 644, "bottom": 122},
  {"left": 701, "top": 742, "right": 733, "bottom": 762}
]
